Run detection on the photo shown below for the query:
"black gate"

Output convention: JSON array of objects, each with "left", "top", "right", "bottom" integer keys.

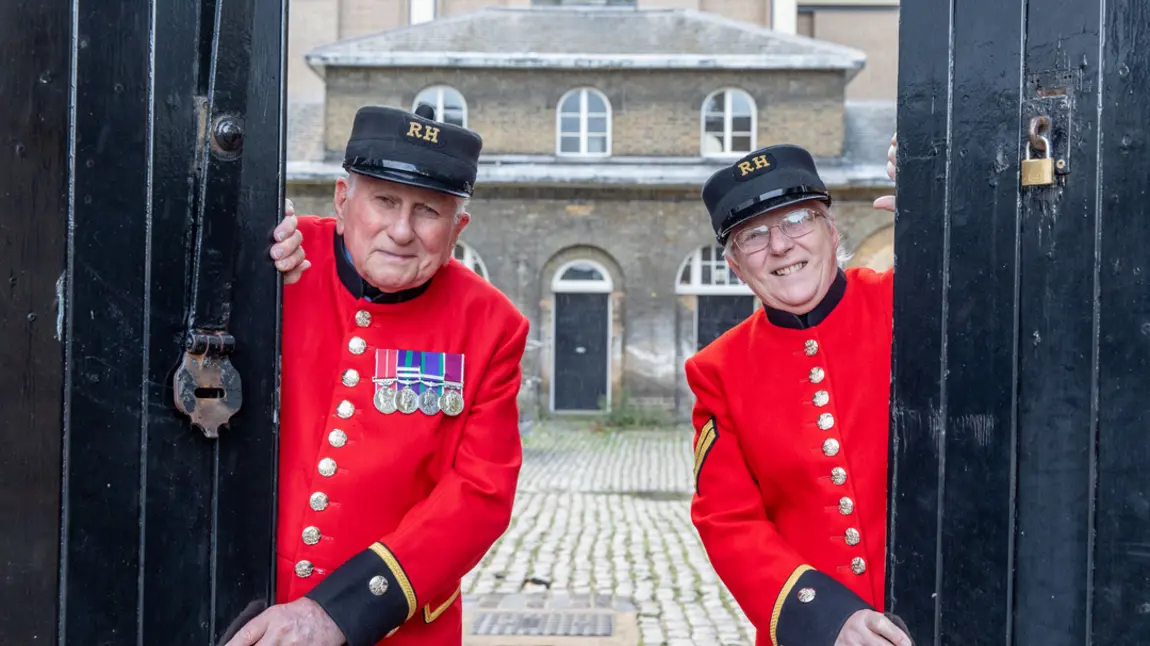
[
  {"left": 696, "top": 295, "right": 756, "bottom": 351},
  {"left": 1, "top": 0, "right": 286, "bottom": 643},
  {"left": 889, "top": 0, "right": 1150, "bottom": 644},
  {"left": 552, "top": 292, "right": 610, "bottom": 411}
]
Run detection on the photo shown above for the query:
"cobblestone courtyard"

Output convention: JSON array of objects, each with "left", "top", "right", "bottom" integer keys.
[{"left": 461, "top": 425, "right": 756, "bottom": 646}]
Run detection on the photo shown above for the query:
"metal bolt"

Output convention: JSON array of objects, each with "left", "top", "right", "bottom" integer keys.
[
  {"left": 1056, "top": 159, "right": 1066, "bottom": 170},
  {"left": 213, "top": 117, "right": 244, "bottom": 153}
]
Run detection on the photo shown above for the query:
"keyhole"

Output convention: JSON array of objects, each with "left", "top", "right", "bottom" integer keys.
[{"left": 194, "top": 387, "right": 225, "bottom": 399}]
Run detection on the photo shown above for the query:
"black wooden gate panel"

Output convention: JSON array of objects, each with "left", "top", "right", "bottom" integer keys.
[
  {"left": 1, "top": 0, "right": 286, "bottom": 643},
  {"left": 553, "top": 292, "right": 609, "bottom": 411},
  {"left": 890, "top": 0, "right": 1150, "bottom": 643}
]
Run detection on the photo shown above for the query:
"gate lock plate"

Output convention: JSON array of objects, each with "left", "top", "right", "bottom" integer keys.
[{"left": 173, "top": 331, "right": 242, "bottom": 439}]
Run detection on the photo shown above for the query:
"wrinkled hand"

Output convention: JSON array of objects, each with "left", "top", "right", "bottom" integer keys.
[
  {"left": 872, "top": 133, "right": 898, "bottom": 213},
  {"left": 223, "top": 597, "right": 345, "bottom": 646},
  {"left": 835, "top": 609, "right": 912, "bottom": 646},
  {"left": 271, "top": 198, "right": 310, "bottom": 284}
]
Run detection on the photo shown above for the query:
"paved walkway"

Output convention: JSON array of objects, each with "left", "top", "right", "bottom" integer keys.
[{"left": 462, "top": 425, "right": 756, "bottom": 646}]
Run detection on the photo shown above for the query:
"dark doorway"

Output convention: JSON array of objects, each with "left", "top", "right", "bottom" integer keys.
[
  {"left": 553, "top": 292, "right": 610, "bottom": 412},
  {"left": 696, "top": 295, "right": 756, "bottom": 350}
]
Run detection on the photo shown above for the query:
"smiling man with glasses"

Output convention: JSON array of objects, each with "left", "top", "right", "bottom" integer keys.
[{"left": 687, "top": 143, "right": 912, "bottom": 646}]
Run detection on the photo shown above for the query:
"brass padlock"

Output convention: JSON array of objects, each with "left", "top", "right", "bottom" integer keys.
[{"left": 1022, "top": 135, "right": 1055, "bottom": 187}]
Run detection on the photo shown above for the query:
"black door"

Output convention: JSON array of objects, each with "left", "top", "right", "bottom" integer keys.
[
  {"left": 889, "top": 0, "right": 1150, "bottom": 643},
  {"left": 553, "top": 293, "right": 610, "bottom": 411},
  {"left": 0, "top": 0, "right": 285, "bottom": 643},
  {"left": 697, "top": 295, "right": 756, "bottom": 351}
]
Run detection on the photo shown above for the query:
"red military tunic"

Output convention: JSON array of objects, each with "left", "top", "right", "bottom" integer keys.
[
  {"left": 277, "top": 215, "right": 529, "bottom": 645},
  {"left": 686, "top": 267, "right": 894, "bottom": 646}
]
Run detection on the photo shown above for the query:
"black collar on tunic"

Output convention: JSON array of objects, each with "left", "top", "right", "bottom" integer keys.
[
  {"left": 334, "top": 233, "right": 431, "bottom": 304},
  {"left": 763, "top": 269, "right": 847, "bottom": 330}
]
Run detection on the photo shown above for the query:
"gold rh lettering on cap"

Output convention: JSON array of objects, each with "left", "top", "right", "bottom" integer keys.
[
  {"left": 738, "top": 154, "right": 771, "bottom": 177},
  {"left": 406, "top": 121, "right": 440, "bottom": 143}
]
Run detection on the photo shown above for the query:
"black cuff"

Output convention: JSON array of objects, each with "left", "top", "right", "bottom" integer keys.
[
  {"left": 775, "top": 569, "right": 872, "bottom": 646},
  {"left": 305, "top": 543, "right": 417, "bottom": 646}
]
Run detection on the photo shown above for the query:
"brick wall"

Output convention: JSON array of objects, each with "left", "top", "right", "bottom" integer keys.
[{"left": 323, "top": 67, "right": 848, "bottom": 158}]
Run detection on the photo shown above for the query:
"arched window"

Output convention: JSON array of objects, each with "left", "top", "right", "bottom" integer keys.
[
  {"left": 676, "top": 245, "right": 753, "bottom": 295},
  {"left": 413, "top": 86, "right": 467, "bottom": 128},
  {"left": 701, "top": 89, "right": 756, "bottom": 156},
  {"left": 552, "top": 259, "right": 613, "bottom": 293},
  {"left": 556, "top": 88, "right": 611, "bottom": 157},
  {"left": 453, "top": 241, "right": 488, "bottom": 280}
]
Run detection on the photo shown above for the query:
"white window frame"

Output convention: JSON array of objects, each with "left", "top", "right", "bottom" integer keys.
[
  {"left": 700, "top": 88, "right": 757, "bottom": 158},
  {"left": 413, "top": 85, "right": 467, "bottom": 128},
  {"left": 549, "top": 259, "right": 614, "bottom": 413},
  {"left": 409, "top": 0, "right": 436, "bottom": 25},
  {"left": 452, "top": 241, "right": 488, "bottom": 280},
  {"left": 556, "top": 88, "right": 612, "bottom": 158},
  {"left": 675, "top": 245, "right": 755, "bottom": 296}
]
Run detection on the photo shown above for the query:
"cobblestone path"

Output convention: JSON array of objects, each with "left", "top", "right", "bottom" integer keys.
[{"left": 462, "top": 425, "right": 756, "bottom": 646}]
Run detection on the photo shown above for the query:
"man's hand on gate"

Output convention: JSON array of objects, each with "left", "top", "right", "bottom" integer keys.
[
  {"left": 271, "top": 198, "right": 310, "bottom": 284},
  {"left": 835, "top": 609, "right": 913, "bottom": 646},
  {"left": 872, "top": 134, "right": 898, "bottom": 213},
  {"left": 222, "top": 597, "right": 345, "bottom": 646}
]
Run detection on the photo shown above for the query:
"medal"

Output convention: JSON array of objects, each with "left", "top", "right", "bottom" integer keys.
[
  {"left": 373, "top": 349, "right": 398, "bottom": 414},
  {"left": 418, "top": 351, "right": 445, "bottom": 416},
  {"left": 395, "top": 350, "right": 421, "bottom": 414},
  {"left": 440, "top": 353, "right": 465, "bottom": 417}
]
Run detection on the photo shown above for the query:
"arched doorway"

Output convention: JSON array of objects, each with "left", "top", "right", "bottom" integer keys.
[
  {"left": 550, "top": 259, "right": 613, "bottom": 412},
  {"left": 677, "top": 245, "right": 757, "bottom": 350}
]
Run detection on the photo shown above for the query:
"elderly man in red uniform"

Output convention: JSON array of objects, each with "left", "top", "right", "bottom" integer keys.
[
  {"left": 226, "top": 104, "right": 529, "bottom": 646},
  {"left": 689, "top": 142, "right": 910, "bottom": 646}
]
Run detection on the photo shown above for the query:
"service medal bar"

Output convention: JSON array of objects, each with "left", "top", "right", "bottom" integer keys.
[
  {"left": 373, "top": 348, "right": 398, "bottom": 414},
  {"left": 440, "top": 353, "right": 465, "bottom": 417},
  {"left": 419, "top": 352, "right": 444, "bottom": 415},
  {"left": 395, "top": 350, "right": 420, "bottom": 414}
]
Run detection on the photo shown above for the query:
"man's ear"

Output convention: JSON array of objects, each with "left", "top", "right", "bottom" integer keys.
[
  {"left": 333, "top": 177, "right": 350, "bottom": 234},
  {"left": 453, "top": 211, "right": 471, "bottom": 239},
  {"left": 725, "top": 250, "right": 747, "bottom": 284}
]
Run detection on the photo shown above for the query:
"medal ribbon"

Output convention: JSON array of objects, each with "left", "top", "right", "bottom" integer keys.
[
  {"left": 444, "top": 353, "right": 464, "bottom": 388},
  {"left": 397, "top": 350, "right": 419, "bottom": 391},
  {"left": 420, "top": 351, "right": 444, "bottom": 396},
  {"left": 374, "top": 349, "right": 397, "bottom": 390}
]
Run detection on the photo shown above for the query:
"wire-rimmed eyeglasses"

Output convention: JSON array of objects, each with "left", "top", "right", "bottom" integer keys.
[{"left": 731, "top": 208, "right": 824, "bottom": 255}]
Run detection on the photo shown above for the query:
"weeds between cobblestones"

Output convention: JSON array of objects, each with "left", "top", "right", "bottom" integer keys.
[{"left": 462, "top": 425, "right": 756, "bottom": 646}]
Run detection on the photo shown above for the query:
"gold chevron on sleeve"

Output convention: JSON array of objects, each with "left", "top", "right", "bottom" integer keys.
[{"left": 693, "top": 417, "right": 718, "bottom": 493}]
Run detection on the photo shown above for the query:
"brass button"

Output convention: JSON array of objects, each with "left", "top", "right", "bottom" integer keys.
[
  {"left": 822, "top": 438, "right": 840, "bottom": 457},
  {"left": 369, "top": 575, "right": 389, "bottom": 596},
  {"left": 831, "top": 467, "right": 847, "bottom": 486},
  {"left": 845, "top": 528, "right": 861, "bottom": 546},
  {"left": 309, "top": 492, "right": 329, "bottom": 511},
  {"left": 302, "top": 526, "right": 321, "bottom": 545},
  {"left": 336, "top": 400, "right": 354, "bottom": 419},
  {"left": 295, "top": 560, "right": 314, "bottom": 578},
  {"left": 804, "top": 339, "right": 819, "bottom": 356},
  {"left": 809, "top": 367, "right": 825, "bottom": 384},
  {"left": 813, "top": 390, "right": 829, "bottom": 407},
  {"left": 851, "top": 557, "right": 867, "bottom": 575},
  {"left": 839, "top": 497, "right": 854, "bottom": 515},
  {"left": 342, "top": 369, "right": 360, "bottom": 387},
  {"left": 818, "top": 413, "right": 835, "bottom": 430},
  {"left": 348, "top": 336, "right": 367, "bottom": 355},
  {"left": 797, "top": 588, "right": 816, "bottom": 603},
  {"left": 355, "top": 310, "right": 372, "bottom": 327},
  {"left": 318, "top": 458, "right": 337, "bottom": 477},
  {"left": 329, "top": 429, "right": 348, "bottom": 448}
]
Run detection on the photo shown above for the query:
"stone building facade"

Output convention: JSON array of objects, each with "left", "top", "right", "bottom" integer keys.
[{"left": 286, "top": 7, "right": 896, "bottom": 421}]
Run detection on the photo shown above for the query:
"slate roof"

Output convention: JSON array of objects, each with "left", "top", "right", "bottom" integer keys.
[{"left": 305, "top": 7, "right": 866, "bottom": 73}]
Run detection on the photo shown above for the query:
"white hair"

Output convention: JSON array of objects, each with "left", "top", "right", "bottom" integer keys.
[{"left": 345, "top": 172, "right": 468, "bottom": 222}]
